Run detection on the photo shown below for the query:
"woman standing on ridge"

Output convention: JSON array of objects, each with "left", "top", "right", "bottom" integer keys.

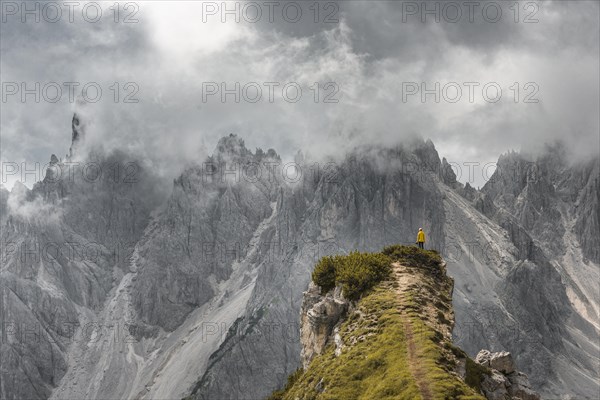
[{"left": 416, "top": 228, "right": 425, "bottom": 249}]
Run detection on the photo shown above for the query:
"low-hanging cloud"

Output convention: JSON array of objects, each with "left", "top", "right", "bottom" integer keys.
[
  {"left": 6, "top": 182, "right": 62, "bottom": 225},
  {"left": 1, "top": 1, "right": 598, "bottom": 191}
]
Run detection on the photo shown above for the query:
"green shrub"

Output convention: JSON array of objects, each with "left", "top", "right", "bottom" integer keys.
[
  {"left": 312, "top": 247, "right": 442, "bottom": 300},
  {"left": 311, "top": 251, "right": 392, "bottom": 301},
  {"left": 336, "top": 252, "right": 392, "bottom": 300},
  {"left": 382, "top": 245, "right": 442, "bottom": 271},
  {"left": 312, "top": 256, "right": 339, "bottom": 294}
]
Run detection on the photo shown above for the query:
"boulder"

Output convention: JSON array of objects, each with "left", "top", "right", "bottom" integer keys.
[
  {"left": 476, "top": 350, "right": 516, "bottom": 374},
  {"left": 507, "top": 372, "right": 541, "bottom": 400},
  {"left": 481, "top": 370, "right": 511, "bottom": 400},
  {"left": 476, "top": 349, "right": 540, "bottom": 400}
]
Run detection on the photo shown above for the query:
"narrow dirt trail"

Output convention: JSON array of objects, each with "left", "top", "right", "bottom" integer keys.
[{"left": 392, "top": 262, "right": 433, "bottom": 400}]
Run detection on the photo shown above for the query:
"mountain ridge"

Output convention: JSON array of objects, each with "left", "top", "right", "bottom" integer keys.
[
  {"left": 1, "top": 115, "right": 598, "bottom": 399},
  {"left": 269, "top": 245, "right": 540, "bottom": 400}
]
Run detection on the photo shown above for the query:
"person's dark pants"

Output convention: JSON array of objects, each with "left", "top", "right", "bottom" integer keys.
[{"left": 418, "top": 242, "right": 424, "bottom": 249}]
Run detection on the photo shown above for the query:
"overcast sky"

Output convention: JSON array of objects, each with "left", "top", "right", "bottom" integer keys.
[{"left": 1, "top": 0, "right": 599, "bottom": 190}]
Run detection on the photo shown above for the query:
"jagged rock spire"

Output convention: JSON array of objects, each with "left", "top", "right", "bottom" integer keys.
[{"left": 68, "top": 113, "right": 84, "bottom": 158}]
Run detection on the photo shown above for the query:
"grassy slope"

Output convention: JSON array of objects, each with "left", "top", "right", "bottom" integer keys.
[{"left": 269, "top": 246, "right": 487, "bottom": 400}]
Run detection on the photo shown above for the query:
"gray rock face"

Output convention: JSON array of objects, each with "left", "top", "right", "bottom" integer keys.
[
  {"left": 192, "top": 142, "right": 597, "bottom": 400},
  {"left": 507, "top": 372, "right": 541, "bottom": 400},
  {"left": 189, "top": 143, "right": 448, "bottom": 400},
  {"left": 0, "top": 185, "right": 8, "bottom": 224},
  {"left": 481, "top": 370, "right": 511, "bottom": 400},
  {"left": 299, "top": 283, "right": 348, "bottom": 369},
  {"left": 572, "top": 159, "right": 600, "bottom": 263},
  {"left": 130, "top": 135, "right": 282, "bottom": 331},
  {"left": 476, "top": 350, "right": 515, "bottom": 374},
  {"left": 1, "top": 118, "right": 160, "bottom": 400},
  {"left": 483, "top": 145, "right": 599, "bottom": 264},
  {"left": 477, "top": 350, "right": 540, "bottom": 400},
  {"left": 467, "top": 145, "right": 599, "bottom": 398},
  {"left": 2, "top": 119, "right": 597, "bottom": 400}
]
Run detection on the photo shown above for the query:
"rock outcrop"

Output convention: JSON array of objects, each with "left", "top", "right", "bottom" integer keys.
[
  {"left": 271, "top": 247, "right": 487, "bottom": 399},
  {"left": 299, "top": 282, "right": 349, "bottom": 369},
  {"left": 273, "top": 250, "right": 542, "bottom": 400},
  {"left": 476, "top": 350, "right": 540, "bottom": 400},
  {"left": 476, "top": 350, "right": 516, "bottom": 374}
]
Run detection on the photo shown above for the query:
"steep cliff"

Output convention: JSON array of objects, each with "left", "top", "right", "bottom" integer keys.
[
  {"left": 2, "top": 117, "right": 597, "bottom": 400},
  {"left": 447, "top": 146, "right": 600, "bottom": 399},
  {"left": 0, "top": 115, "right": 160, "bottom": 400},
  {"left": 270, "top": 246, "right": 540, "bottom": 400},
  {"left": 188, "top": 142, "right": 449, "bottom": 400}
]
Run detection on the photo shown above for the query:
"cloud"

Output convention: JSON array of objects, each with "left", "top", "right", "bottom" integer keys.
[
  {"left": 6, "top": 182, "right": 62, "bottom": 225},
  {"left": 1, "top": 1, "right": 598, "bottom": 191}
]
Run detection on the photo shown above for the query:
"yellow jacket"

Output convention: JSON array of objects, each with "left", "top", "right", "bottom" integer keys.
[{"left": 417, "top": 231, "right": 425, "bottom": 243}]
